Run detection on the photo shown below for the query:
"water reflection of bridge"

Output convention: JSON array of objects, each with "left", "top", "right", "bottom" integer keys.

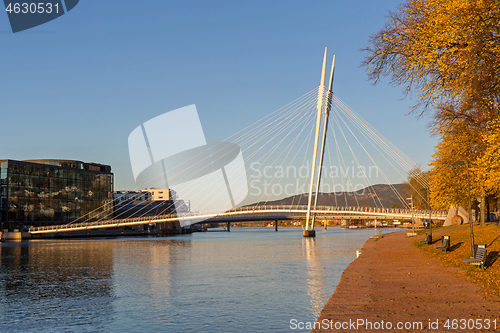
[{"left": 29, "top": 205, "right": 446, "bottom": 234}]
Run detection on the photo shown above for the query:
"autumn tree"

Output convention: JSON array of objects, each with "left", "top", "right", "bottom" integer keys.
[
  {"left": 404, "top": 166, "right": 431, "bottom": 209},
  {"left": 475, "top": 118, "right": 500, "bottom": 195},
  {"left": 362, "top": 0, "right": 500, "bottom": 121},
  {"left": 428, "top": 116, "right": 484, "bottom": 209},
  {"left": 363, "top": 0, "right": 500, "bottom": 215},
  {"left": 474, "top": 117, "right": 500, "bottom": 219}
]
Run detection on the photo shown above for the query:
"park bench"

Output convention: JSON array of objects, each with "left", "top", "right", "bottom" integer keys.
[
  {"left": 419, "top": 233, "right": 432, "bottom": 245},
  {"left": 434, "top": 235, "right": 450, "bottom": 252},
  {"left": 463, "top": 244, "right": 487, "bottom": 270}
]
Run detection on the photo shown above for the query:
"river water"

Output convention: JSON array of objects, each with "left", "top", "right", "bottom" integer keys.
[{"left": 0, "top": 227, "right": 395, "bottom": 332}]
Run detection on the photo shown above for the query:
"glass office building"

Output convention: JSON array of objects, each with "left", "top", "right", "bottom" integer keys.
[{"left": 0, "top": 159, "right": 113, "bottom": 224}]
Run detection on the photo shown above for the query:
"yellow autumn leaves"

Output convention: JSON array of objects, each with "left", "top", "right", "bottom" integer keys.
[
  {"left": 363, "top": 0, "right": 500, "bottom": 209},
  {"left": 417, "top": 224, "right": 500, "bottom": 295}
]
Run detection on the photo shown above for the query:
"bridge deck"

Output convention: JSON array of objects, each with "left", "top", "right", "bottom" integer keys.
[{"left": 29, "top": 205, "right": 447, "bottom": 234}]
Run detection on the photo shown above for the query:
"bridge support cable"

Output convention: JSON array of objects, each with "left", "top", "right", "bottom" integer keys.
[
  {"left": 193, "top": 91, "right": 318, "bottom": 212},
  {"left": 54, "top": 87, "right": 320, "bottom": 230},
  {"left": 330, "top": 109, "right": 390, "bottom": 208},
  {"left": 77, "top": 87, "right": 319, "bottom": 222},
  {"left": 117, "top": 90, "right": 319, "bottom": 218},
  {"left": 291, "top": 121, "right": 316, "bottom": 207},
  {"left": 241, "top": 98, "right": 316, "bottom": 167},
  {"left": 305, "top": 48, "right": 328, "bottom": 236},
  {"left": 233, "top": 94, "right": 319, "bottom": 160},
  {"left": 332, "top": 95, "right": 429, "bottom": 205},
  {"left": 331, "top": 118, "right": 351, "bottom": 207},
  {"left": 332, "top": 111, "right": 407, "bottom": 208},
  {"left": 208, "top": 102, "right": 315, "bottom": 210},
  {"left": 227, "top": 88, "right": 319, "bottom": 146},
  {"left": 325, "top": 139, "right": 338, "bottom": 208},
  {"left": 329, "top": 109, "right": 383, "bottom": 207},
  {"left": 62, "top": 88, "right": 321, "bottom": 228},
  {"left": 121, "top": 88, "right": 319, "bottom": 220},
  {"left": 333, "top": 95, "right": 430, "bottom": 190},
  {"left": 253, "top": 111, "right": 316, "bottom": 206},
  {"left": 240, "top": 104, "right": 316, "bottom": 209},
  {"left": 335, "top": 100, "right": 430, "bottom": 193},
  {"left": 329, "top": 114, "right": 361, "bottom": 207},
  {"left": 332, "top": 108, "right": 413, "bottom": 208},
  {"left": 234, "top": 89, "right": 319, "bottom": 146},
  {"left": 128, "top": 96, "right": 316, "bottom": 220}
]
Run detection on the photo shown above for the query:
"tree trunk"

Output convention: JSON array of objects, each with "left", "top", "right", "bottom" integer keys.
[
  {"left": 486, "top": 196, "right": 490, "bottom": 222},
  {"left": 479, "top": 196, "right": 485, "bottom": 226},
  {"left": 495, "top": 197, "right": 500, "bottom": 222}
]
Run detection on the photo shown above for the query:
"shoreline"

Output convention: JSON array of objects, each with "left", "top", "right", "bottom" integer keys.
[{"left": 312, "top": 229, "right": 500, "bottom": 332}]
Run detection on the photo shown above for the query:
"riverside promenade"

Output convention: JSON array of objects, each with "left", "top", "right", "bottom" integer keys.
[{"left": 312, "top": 229, "right": 500, "bottom": 332}]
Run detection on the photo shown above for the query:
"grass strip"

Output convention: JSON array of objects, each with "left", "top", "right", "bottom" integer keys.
[{"left": 414, "top": 224, "right": 500, "bottom": 297}]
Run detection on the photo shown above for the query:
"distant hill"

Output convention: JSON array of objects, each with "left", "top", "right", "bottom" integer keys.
[{"left": 252, "top": 184, "right": 408, "bottom": 208}]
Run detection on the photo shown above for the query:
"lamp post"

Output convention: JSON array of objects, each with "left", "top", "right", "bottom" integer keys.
[
  {"left": 421, "top": 188, "right": 432, "bottom": 242},
  {"left": 406, "top": 196, "right": 415, "bottom": 233},
  {"left": 453, "top": 160, "right": 474, "bottom": 257}
]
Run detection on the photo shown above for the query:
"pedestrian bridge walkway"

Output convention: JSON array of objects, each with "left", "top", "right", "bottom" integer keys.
[{"left": 29, "top": 205, "right": 446, "bottom": 234}]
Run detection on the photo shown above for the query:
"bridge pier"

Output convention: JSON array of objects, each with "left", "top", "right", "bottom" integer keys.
[
  {"left": 226, "top": 222, "right": 230, "bottom": 232},
  {"left": 275, "top": 220, "right": 278, "bottom": 232},
  {"left": 303, "top": 229, "right": 316, "bottom": 237},
  {"left": 324, "top": 219, "right": 327, "bottom": 230}
]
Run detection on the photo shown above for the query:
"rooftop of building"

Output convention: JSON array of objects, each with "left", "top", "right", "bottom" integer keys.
[{"left": 0, "top": 159, "right": 112, "bottom": 173}]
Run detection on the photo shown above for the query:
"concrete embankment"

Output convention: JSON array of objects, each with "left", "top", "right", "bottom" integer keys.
[
  {"left": 312, "top": 230, "right": 500, "bottom": 333},
  {"left": 1, "top": 231, "right": 26, "bottom": 241},
  {"left": 1, "top": 228, "right": 196, "bottom": 241}
]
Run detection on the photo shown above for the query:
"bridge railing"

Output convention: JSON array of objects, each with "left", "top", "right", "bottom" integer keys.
[{"left": 227, "top": 205, "right": 447, "bottom": 216}]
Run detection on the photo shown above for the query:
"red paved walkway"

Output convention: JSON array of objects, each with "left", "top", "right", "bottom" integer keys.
[{"left": 312, "top": 230, "right": 500, "bottom": 332}]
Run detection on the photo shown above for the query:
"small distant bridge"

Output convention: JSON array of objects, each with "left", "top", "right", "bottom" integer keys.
[{"left": 29, "top": 205, "right": 446, "bottom": 234}]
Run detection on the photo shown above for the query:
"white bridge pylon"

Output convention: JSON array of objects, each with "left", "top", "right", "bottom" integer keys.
[{"left": 305, "top": 48, "right": 335, "bottom": 237}]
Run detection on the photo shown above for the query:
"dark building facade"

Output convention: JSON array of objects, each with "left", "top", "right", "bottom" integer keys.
[{"left": 0, "top": 159, "right": 113, "bottom": 225}]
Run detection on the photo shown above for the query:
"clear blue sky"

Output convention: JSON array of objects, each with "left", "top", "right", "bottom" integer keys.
[{"left": 0, "top": 0, "right": 437, "bottom": 190}]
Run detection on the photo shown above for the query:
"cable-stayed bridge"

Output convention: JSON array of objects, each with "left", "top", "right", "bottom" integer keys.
[{"left": 29, "top": 48, "right": 439, "bottom": 236}]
